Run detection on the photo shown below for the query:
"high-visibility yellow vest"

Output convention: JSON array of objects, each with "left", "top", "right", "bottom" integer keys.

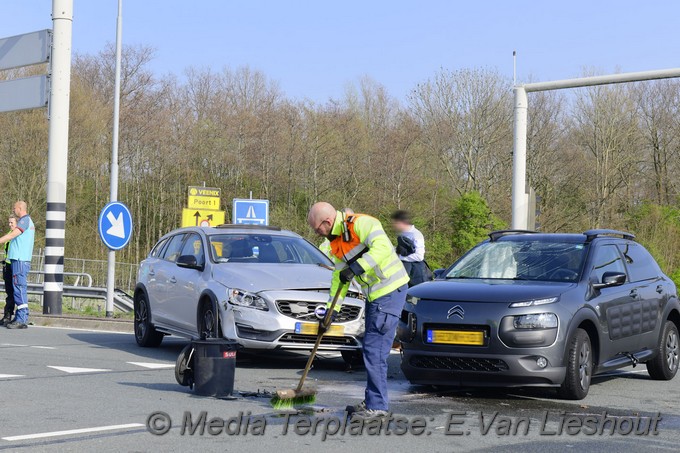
[{"left": 328, "top": 212, "right": 409, "bottom": 309}]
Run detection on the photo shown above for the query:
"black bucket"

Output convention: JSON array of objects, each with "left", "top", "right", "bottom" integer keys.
[{"left": 191, "top": 338, "right": 239, "bottom": 398}]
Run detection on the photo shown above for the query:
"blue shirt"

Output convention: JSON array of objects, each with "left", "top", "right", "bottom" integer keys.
[{"left": 9, "top": 215, "right": 35, "bottom": 262}]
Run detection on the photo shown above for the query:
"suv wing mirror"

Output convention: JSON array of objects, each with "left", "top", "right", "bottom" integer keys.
[
  {"left": 177, "top": 254, "right": 202, "bottom": 270},
  {"left": 593, "top": 271, "right": 626, "bottom": 290}
]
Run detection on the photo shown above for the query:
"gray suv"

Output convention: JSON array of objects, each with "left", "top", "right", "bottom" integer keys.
[
  {"left": 398, "top": 229, "right": 680, "bottom": 399},
  {"left": 135, "top": 225, "right": 365, "bottom": 363}
]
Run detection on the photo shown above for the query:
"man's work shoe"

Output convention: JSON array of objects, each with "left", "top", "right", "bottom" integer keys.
[
  {"left": 0, "top": 316, "right": 11, "bottom": 327},
  {"left": 345, "top": 400, "right": 366, "bottom": 416},
  {"left": 6, "top": 321, "right": 28, "bottom": 329},
  {"left": 349, "top": 409, "right": 389, "bottom": 420}
]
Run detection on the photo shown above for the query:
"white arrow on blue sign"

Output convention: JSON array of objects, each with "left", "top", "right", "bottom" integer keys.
[
  {"left": 233, "top": 199, "right": 269, "bottom": 225},
  {"left": 98, "top": 202, "right": 133, "bottom": 250}
]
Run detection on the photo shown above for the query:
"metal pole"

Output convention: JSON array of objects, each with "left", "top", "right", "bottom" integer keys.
[
  {"left": 44, "top": 0, "right": 74, "bottom": 315},
  {"left": 106, "top": 0, "right": 123, "bottom": 317},
  {"left": 524, "top": 68, "right": 680, "bottom": 92},
  {"left": 511, "top": 86, "right": 528, "bottom": 230}
]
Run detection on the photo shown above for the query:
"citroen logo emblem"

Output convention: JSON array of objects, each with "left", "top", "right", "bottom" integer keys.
[{"left": 447, "top": 305, "right": 465, "bottom": 320}]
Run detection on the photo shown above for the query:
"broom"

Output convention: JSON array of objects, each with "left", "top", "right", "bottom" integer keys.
[{"left": 270, "top": 284, "right": 346, "bottom": 409}]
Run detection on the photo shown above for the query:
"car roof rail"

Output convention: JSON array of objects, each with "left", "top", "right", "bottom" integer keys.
[
  {"left": 583, "top": 229, "right": 635, "bottom": 242},
  {"left": 488, "top": 230, "right": 538, "bottom": 242},
  {"left": 215, "top": 224, "right": 282, "bottom": 231}
]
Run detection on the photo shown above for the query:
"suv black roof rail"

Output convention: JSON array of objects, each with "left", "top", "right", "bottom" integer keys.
[
  {"left": 583, "top": 229, "right": 635, "bottom": 242},
  {"left": 488, "top": 230, "right": 537, "bottom": 242},
  {"left": 215, "top": 224, "right": 282, "bottom": 231}
]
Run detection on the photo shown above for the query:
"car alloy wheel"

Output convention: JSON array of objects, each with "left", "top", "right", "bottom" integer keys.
[
  {"left": 665, "top": 328, "right": 678, "bottom": 372},
  {"left": 201, "top": 302, "right": 220, "bottom": 339},
  {"left": 134, "top": 294, "right": 163, "bottom": 347},
  {"left": 647, "top": 321, "right": 680, "bottom": 380},
  {"left": 135, "top": 301, "right": 148, "bottom": 341},
  {"left": 578, "top": 341, "right": 591, "bottom": 390},
  {"left": 559, "top": 328, "right": 592, "bottom": 400}
]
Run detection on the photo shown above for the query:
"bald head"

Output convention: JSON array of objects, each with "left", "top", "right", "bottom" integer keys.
[
  {"left": 13, "top": 201, "right": 27, "bottom": 217},
  {"left": 308, "top": 202, "right": 337, "bottom": 237}
]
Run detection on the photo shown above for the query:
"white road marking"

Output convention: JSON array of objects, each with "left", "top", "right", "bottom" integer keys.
[
  {"left": 47, "top": 366, "right": 111, "bottom": 374},
  {"left": 2, "top": 423, "right": 145, "bottom": 441},
  {"left": 127, "top": 361, "right": 174, "bottom": 369},
  {"left": 1, "top": 344, "right": 57, "bottom": 349},
  {"left": 0, "top": 374, "right": 24, "bottom": 379},
  {"left": 30, "top": 325, "right": 132, "bottom": 334}
]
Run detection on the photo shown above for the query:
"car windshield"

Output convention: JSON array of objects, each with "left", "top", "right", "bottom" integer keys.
[
  {"left": 446, "top": 240, "right": 587, "bottom": 282},
  {"left": 209, "top": 233, "right": 332, "bottom": 265}
]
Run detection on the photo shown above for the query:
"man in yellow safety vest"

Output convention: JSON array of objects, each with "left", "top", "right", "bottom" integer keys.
[{"left": 308, "top": 202, "right": 409, "bottom": 419}]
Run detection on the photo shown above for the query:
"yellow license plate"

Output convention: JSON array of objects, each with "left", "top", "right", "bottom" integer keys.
[
  {"left": 295, "top": 322, "right": 345, "bottom": 337},
  {"left": 426, "top": 329, "right": 484, "bottom": 345}
]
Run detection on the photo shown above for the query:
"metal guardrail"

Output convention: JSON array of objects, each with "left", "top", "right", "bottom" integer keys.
[
  {"left": 0, "top": 253, "right": 139, "bottom": 314},
  {"left": 0, "top": 274, "right": 134, "bottom": 313}
]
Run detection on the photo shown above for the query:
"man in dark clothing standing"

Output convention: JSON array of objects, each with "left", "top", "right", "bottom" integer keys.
[
  {"left": 391, "top": 210, "right": 432, "bottom": 287},
  {"left": 0, "top": 214, "right": 17, "bottom": 326}
]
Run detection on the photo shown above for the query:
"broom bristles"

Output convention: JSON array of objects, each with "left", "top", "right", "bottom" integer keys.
[{"left": 270, "top": 393, "right": 317, "bottom": 410}]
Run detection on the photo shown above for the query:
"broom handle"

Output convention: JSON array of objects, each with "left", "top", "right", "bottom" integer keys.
[{"left": 295, "top": 284, "right": 346, "bottom": 392}]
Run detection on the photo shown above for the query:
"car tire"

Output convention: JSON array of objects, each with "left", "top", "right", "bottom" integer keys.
[
  {"left": 134, "top": 293, "right": 164, "bottom": 347},
  {"left": 559, "top": 328, "right": 592, "bottom": 400},
  {"left": 175, "top": 344, "right": 194, "bottom": 388},
  {"left": 341, "top": 350, "right": 364, "bottom": 367},
  {"left": 646, "top": 320, "right": 679, "bottom": 381},
  {"left": 199, "top": 300, "right": 221, "bottom": 340}
]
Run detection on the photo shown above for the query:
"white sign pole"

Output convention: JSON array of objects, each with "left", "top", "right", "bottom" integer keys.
[
  {"left": 512, "top": 68, "right": 680, "bottom": 230},
  {"left": 510, "top": 86, "right": 528, "bottom": 230},
  {"left": 106, "top": 0, "right": 123, "bottom": 317},
  {"left": 44, "top": 0, "right": 74, "bottom": 314}
]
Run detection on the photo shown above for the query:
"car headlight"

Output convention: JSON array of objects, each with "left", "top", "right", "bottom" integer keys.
[
  {"left": 406, "top": 295, "right": 419, "bottom": 306},
  {"left": 513, "top": 313, "right": 558, "bottom": 329},
  {"left": 509, "top": 297, "right": 558, "bottom": 308},
  {"left": 227, "top": 289, "right": 268, "bottom": 311}
]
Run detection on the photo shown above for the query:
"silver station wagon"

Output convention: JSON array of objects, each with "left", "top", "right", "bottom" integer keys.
[{"left": 134, "top": 225, "right": 365, "bottom": 364}]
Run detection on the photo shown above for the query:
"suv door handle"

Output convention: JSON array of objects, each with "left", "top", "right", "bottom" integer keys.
[
  {"left": 148, "top": 269, "right": 155, "bottom": 277},
  {"left": 656, "top": 285, "right": 664, "bottom": 294},
  {"left": 629, "top": 289, "right": 638, "bottom": 299},
  {"left": 169, "top": 277, "right": 177, "bottom": 284}
]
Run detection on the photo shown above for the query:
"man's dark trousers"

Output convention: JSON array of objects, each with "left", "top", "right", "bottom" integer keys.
[
  {"left": 2, "top": 262, "right": 14, "bottom": 319},
  {"left": 362, "top": 284, "right": 407, "bottom": 411}
]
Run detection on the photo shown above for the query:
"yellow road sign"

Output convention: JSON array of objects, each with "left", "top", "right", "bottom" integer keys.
[
  {"left": 181, "top": 208, "right": 225, "bottom": 228},
  {"left": 187, "top": 195, "right": 220, "bottom": 210},
  {"left": 187, "top": 186, "right": 221, "bottom": 210}
]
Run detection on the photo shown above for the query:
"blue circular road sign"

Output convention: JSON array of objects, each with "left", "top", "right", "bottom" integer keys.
[{"left": 98, "top": 202, "right": 133, "bottom": 250}]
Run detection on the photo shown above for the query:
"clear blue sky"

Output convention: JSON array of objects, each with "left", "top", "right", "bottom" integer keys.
[{"left": 3, "top": 0, "right": 679, "bottom": 102}]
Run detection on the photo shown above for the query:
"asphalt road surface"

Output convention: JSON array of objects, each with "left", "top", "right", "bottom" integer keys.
[{"left": 1, "top": 326, "right": 678, "bottom": 452}]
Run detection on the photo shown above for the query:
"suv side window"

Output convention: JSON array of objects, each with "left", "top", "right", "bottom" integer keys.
[
  {"left": 179, "top": 233, "right": 205, "bottom": 266},
  {"left": 618, "top": 243, "right": 660, "bottom": 282},
  {"left": 591, "top": 244, "right": 627, "bottom": 283},
  {"left": 150, "top": 238, "right": 169, "bottom": 258},
  {"left": 162, "top": 234, "right": 186, "bottom": 262}
]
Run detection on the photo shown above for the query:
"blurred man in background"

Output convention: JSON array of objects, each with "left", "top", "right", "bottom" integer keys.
[{"left": 391, "top": 210, "right": 432, "bottom": 286}]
